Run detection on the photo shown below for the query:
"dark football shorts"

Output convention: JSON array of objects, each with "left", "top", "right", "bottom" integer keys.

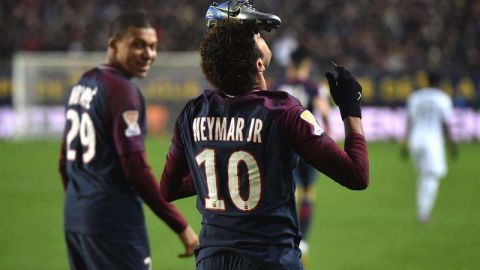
[
  {"left": 196, "top": 252, "right": 263, "bottom": 270},
  {"left": 197, "top": 251, "right": 304, "bottom": 270},
  {"left": 294, "top": 157, "right": 316, "bottom": 187},
  {"left": 65, "top": 231, "right": 151, "bottom": 270}
]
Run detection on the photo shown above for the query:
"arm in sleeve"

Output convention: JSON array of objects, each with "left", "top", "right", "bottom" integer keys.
[
  {"left": 159, "top": 116, "right": 196, "bottom": 202},
  {"left": 58, "top": 136, "right": 68, "bottom": 191},
  {"left": 283, "top": 105, "right": 369, "bottom": 190},
  {"left": 120, "top": 151, "right": 188, "bottom": 233},
  {"left": 109, "top": 82, "right": 188, "bottom": 233}
]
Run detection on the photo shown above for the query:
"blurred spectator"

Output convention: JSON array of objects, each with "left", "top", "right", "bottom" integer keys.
[{"left": 0, "top": 0, "right": 478, "bottom": 74}]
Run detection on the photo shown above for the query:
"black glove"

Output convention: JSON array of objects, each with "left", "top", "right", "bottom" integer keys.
[{"left": 325, "top": 66, "right": 362, "bottom": 119}]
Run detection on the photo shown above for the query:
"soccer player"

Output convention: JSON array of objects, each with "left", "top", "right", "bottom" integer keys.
[
  {"left": 58, "top": 11, "right": 198, "bottom": 269},
  {"left": 404, "top": 71, "right": 457, "bottom": 224},
  {"left": 271, "top": 46, "right": 331, "bottom": 258},
  {"left": 158, "top": 1, "right": 369, "bottom": 269}
]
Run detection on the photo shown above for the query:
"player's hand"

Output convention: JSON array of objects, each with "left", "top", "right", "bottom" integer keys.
[
  {"left": 325, "top": 63, "right": 362, "bottom": 119},
  {"left": 177, "top": 225, "right": 199, "bottom": 258}
]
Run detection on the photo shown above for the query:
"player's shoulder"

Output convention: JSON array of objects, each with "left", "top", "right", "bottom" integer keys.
[
  {"left": 435, "top": 89, "right": 451, "bottom": 100},
  {"left": 254, "top": 89, "right": 303, "bottom": 110},
  {"left": 80, "top": 65, "right": 143, "bottom": 112},
  {"left": 181, "top": 89, "right": 216, "bottom": 111},
  {"left": 92, "top": 65, "right": 140, "bottom": 101},
  {"left": 410, "top": 88, "right": 452, "bottom": 107},
  {"left": 175, "top": 90, "right": 213, "bottom": 121},
  {"left": 435, "top": 90, "right": 453, "bottom": 109},
  {"left": 426, "top": 88, "right": 451, "bottom": 103},
  {"left": 92, "top": 65, "right": 137, "bottom": 92},
  {"left": 180, "top": 89, "right": 302, "bottom": 117},
  {"left": 410, "top": 88, "right": 435, "bottom": 101},
  {"left": 189, "top": 89, "right": 300, "bottom": 106}
]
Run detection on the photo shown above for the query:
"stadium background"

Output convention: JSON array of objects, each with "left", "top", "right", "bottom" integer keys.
[{"left": 0, "top": 0, "right": 479, "bottom": 269}]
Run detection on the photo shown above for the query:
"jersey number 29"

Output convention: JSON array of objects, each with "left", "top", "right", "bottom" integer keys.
[{"left": 65, "top": 109, "right": 96, "bottom": 163}]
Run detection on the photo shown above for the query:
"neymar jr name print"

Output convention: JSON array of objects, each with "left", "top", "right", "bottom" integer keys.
[{"left": 192, "top": 117, "right": 263, "bottom": 143}]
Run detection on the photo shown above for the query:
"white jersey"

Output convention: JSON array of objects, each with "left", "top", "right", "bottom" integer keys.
[
  {"left": 406, "top": 88, "right": 453, "bottom": 176},
  {"left": 407, "top": 88, "right": 453, "bottom": 144}
]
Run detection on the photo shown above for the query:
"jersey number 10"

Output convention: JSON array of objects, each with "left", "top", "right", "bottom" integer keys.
[{"left": 196, "top": 149, "right": 262, "bottom": 212}]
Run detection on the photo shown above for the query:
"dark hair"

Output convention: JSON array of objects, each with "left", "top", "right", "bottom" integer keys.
[
  {"left": 200, "top": 20, "right": 262, "bottom": 95},
  {"left": 427, "top": 71, "right": 441, "bottom": 87},
  {"left": 109, "top": 11, "right": 153, "bottom": 39},
  {"left": 290, "top": 46, "right": 309, "bottom": 67}
]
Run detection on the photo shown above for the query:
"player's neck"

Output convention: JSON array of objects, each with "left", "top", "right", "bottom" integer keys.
[
  {"left": 254, "top": 71, "right": 267, "bottom": 91},
  {"left": 105, "top": 51, "right": 133, "bottom": 79}
]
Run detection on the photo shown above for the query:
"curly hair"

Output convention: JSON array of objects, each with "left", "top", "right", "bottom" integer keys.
[{"left": 200, "top": 20, "right": 262, "bottom": 95}]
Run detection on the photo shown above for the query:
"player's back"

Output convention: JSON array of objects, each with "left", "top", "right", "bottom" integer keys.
[
  {"left": 407, "top": 88, "right": 453, "bottom": 143},
  {"left": 176, "top": 90, "right": 302, "bottom": 268},
  {"left": 63, "top": 65, "right": 146, "bottom": 238}
]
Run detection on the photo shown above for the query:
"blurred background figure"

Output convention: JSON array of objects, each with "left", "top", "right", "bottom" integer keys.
[
  {"left": 404, "top": 71, "right": 457, "bottom": 224},
  {"left": 271, "top": 46, "right": 331, "bottom": 262}
]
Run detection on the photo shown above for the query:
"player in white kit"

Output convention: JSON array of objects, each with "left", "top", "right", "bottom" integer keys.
[{"left": 405, "top": 71, "right": 456, "bottom": 223}]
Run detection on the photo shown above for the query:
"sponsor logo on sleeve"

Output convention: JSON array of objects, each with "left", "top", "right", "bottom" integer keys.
[
  {"left": 122, "top": 110, "right": 141, "bottom": 137},
  {"left": 300, "top": 110, "right": 324, "bottom": 136}
]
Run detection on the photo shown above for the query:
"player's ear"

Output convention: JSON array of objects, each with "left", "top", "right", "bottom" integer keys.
[
  {"left": 256, "top": 58, "right": 266, "bottom": 72},
  {"left": 108, "top": 37, "right": 117, "bottom": 51}
]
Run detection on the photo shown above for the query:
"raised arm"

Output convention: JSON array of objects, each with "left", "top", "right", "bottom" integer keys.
[
  {"left": 285, "top": 108, "right": 369, "bottom": 190},
  {"left": 284, "top": 65, "right": 369, "bottom": 190}
]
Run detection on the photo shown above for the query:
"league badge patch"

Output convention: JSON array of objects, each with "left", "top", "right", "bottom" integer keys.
[
  {"left": 122, "top": 110, "right": 141, "bottom": 137},
  {"left": 300, "top": 110, "right": 324, "bottom": 136}
]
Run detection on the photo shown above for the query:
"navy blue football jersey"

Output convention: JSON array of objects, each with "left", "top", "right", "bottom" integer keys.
[
  {"left": 172, "top": 90, "right": 306, "bottom": 268},
  {"left": 62, "top": 65, "right": 147, "bottom": 238},
  {"left": 162, "top": 89, "right": 369, "bottom": 269}
]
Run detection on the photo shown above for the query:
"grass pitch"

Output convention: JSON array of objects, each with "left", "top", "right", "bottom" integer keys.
[{"left": 0, "top": 139, "right": 479, "bottom": 269}]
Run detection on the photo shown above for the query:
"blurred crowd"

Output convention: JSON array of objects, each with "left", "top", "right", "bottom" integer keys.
[{"left": 1, "top": 0, "right": 479, "bottom": 73}]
